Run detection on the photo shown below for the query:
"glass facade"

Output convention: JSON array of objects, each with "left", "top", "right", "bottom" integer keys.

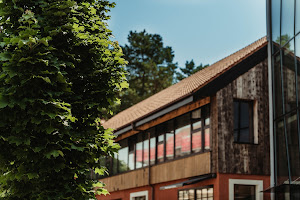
[
  {"left": 268, "top": 0, "right": 300, "bottom": 198},
  {"left": 99, "top": 104, "right": 210, "bottom": 177}
]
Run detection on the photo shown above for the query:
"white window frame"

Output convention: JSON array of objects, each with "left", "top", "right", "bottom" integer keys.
[
  {"left": 130, "top": 190, "right": 148, "bottom": 200},
  {"left": 229, "top": 179, "right": 263, "bottom": 200}
]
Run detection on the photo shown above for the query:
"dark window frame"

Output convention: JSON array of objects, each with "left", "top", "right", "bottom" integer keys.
[{"left": 233, "top": 99, "right": 254, "bottom": 144}]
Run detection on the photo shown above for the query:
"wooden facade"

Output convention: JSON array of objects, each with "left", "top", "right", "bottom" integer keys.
[
  {"left": 211, "top": 59, "right": 270, "bottom": 175},
  {"left": 100, "top": 152, "right": 211, "bottom": 192}
]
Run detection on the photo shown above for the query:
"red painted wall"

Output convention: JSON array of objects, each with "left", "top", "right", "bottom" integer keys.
[{"left": 97, "top": 173, "right": 270, "bottom": 200}]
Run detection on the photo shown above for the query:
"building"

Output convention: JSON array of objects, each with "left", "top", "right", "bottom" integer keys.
[
  {"left": 97, "top": 37, "right": 271, "bottom": 200},
  {"left": 266, "top": 0, "right": 300, "bottom": 199}
]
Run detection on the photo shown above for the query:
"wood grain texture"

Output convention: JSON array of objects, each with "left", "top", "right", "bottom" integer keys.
[
  {"left": 100, "top": 152, "right": 211, "bottom": 192},
  {"left": 100, "top": 168, "right": 149, "bottom": 192},
  {"left": 150, "top": 152, "right": 210, "bottom": 184},
  {"left": 214, "top": 59, "right": 270, "bottom": 175}
]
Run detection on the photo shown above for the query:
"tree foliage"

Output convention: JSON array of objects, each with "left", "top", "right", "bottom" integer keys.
[
  {"left": 176, "top": 59, "right": 209, "bottom": 81},
  {"left": 0, "top": 1, "right": 127, "bottom": 199},
  {"left": 116, "top": 30, "right": 177, "bottom": 112}
]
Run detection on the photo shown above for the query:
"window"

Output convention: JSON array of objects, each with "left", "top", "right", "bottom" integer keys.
[
  {"left": 233, "top": 100, "right": 254, "bottom": 143},
  {"left": 178, "top": 187, "right": 213, "bottom": 200},
  {"left": 229, "top": 179, "right": 263, "bottom": 200},
  {"left": 175, "top": 113, "right": 191, "bottom": 157},
  {"left": 234, "top": 185, "right": 256, "bottom": 200},
  {"left": 130, "top": 191, "right": 148, "bottom": 200},
  {"left": 104, "top": 104, "right": 210, "bottom": 176}
]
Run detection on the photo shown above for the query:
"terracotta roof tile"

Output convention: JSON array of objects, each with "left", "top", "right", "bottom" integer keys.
[{"left": 103, "top": 37, "right": 267, "bottom": 130}]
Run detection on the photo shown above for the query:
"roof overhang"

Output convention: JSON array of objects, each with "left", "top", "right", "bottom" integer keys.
[{"left": 160, "top": 173, "right": 216, "bottom": 190}]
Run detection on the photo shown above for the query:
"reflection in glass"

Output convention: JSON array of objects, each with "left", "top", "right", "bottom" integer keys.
[
  {"left": 272, "top": 0, "right": 281, "bottom": 45},
  {"left": 282, "top": 40, "right": 296, "bottom": 113},
  {"left": 128, "top": 139, "right": 135, "bottom": 170},
  {"left": 281, "top": 0, "right": 294, "bottom": 45},
  {"left": 135, "top": 134, "right": 143, "bottom": 169},
  {"left": 118, "top": 139, "right": 129, "bottom": 172},
  {"left": 113, "top": 152, "right": 118, "bottom": 175},
  {"left": 175, "top": 113, "right": 191, "bottom": 157},
  {"left": 276, "top": 120, "right": 290, "bottom": 185},
  {"left": 296, "top": 35, "right": 300, "bottom": 105},
  {"left": 297, "top": 0, "right": 300, "bottom": 34},
  {"left": 157, "top": 124, "right": 165, "bottom": 163},
  {"left": 143, "top": 135, "right": 149, "bottom": 167},
  {"left": 274, "top": 52, "right": 283, "bottom": 117},
  {"left": 149, "top": 130, "right": 156, "bottom": 165},
  {"left": 286, "top": 113, "right": 300, "bottom": 181},
  {"left": 205, "top": 128, "right": 211, "bottom": 150},
  {"left": 165, "top": 120, "right": 174, "bottom": 160}
]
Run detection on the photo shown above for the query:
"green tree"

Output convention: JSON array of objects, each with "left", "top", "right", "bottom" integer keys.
[
  {"left": 176, "top": 60, "right": 209, "bottom": 81},
  {"left": 117, "top": 30, "right": 177, "bottom": 112},
  {"left": 0, "top": 1, "right": 127, "bottom": 199}
]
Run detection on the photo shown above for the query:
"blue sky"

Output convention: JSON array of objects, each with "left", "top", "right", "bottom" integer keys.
[{"left": 108, "top": 0, "right": 266, "bottom": 68}]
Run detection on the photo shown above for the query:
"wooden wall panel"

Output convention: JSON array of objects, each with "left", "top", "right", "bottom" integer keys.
[
  {"left": 100, "top": 168, "right": 149, "bottom": 192},
  {"left": 216, "top": 59, "right": 270, "bottom": 175},
  {"left": 101, "top": 153, "right": 211, "bottom": 192},
  {"left": 150, "top": 152, "right": 211, "bottom": 184}
]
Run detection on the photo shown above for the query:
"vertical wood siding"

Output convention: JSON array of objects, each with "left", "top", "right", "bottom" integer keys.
[{"left": 213, "top": 59, "right": 270, "bottom": 175}]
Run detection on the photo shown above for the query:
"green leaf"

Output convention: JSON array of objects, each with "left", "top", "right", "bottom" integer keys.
[
  {"left": 27, "top": 173, "right": 38, "bottom": 179},
  {"left": 45, "top": 150, "right": 63, "bottom": 159},
  {"left": 0, "top": 95, "right": 8, "bottom": 108},
  {"left": 71, "top": 144, "right": 84, "bottom": 151}
]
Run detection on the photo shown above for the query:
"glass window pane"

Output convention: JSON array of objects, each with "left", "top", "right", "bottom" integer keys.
[
  {"left": 296, "top": 35, "right": 300, "bottom": 106},
  {"left": 239, "top": 129, "right": 250, "bottom": 143},
  {"left": 196, "top": 189, "right": 202, "bottom": 200},
  {"left": 281, "top": 0, "right": 294, "bottom": 45},
  {"left": 205, "top": 128, "right": 210, "bottom": 150},
  {"left": 192, "top": 108, "right": 201, "bottom": 120},
  {"left": 192, "top": 129, "right": 202, "bottom": 153},
  {"left": 202, "top": 188, "right": 208, "bottom": 198},
  {"left": 118, "top": 139, "right": 129, "bottom": 173},
  {"left": 136, "top": 134, "right": 143, "bottom": 169},
  {"left": 165, "top": 120, "right": 174, "bottom": 160},
  {"left": 149, "top": 129, "right": 156, "bottom": 165},
  {"left": 112, "top": 152, "right": 118, "bottom": 175},
  {"left": 276, "top": 119, "right": 290, "bottom": 185},
  {"left": 297, "top": 0, "right": 300, "bottom": 34},
  {"left": 234, "top": 185, "right": 256, "bottom": 200},
  {"left": 207, "top": 188, "right": 213, "bottom": 197},
  {"left": 179, "top": 191, "right": 184, "bottom": 200},
  {"left": 272, "top": 0, "right": 281, "bottom": 45},
  {"left": 274, "top": 52, "right": 283, "bottom": 117},
  {"left": 189, "top": 189, "right": 194, "bottom": 200},
  {"left": 157, "top": 124, "right": 165, "bottom": 163},
  {"left": 282, "top": 40, "right": 296, "bottom": 113},
  {"left": 143, "top": 135, "right": 149, "bottom": 167},
  {"left": 128, "top": 138, "right": 135, "bottom": 170},
  {"left": 240, "top": 102, "right": 250, "bottom": 128},
  {"left": 286, "top": 112, "right": 300, "bottom": 181},
  {"left": 193, "top": 121, "right": 202, "bottom": 130},
  {"left": 175, "top": 113, "right": 191, "bottom": 157}
]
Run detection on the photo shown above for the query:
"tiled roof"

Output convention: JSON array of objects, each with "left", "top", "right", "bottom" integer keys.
[{"left": 103, "top": 37, "right": 267, "bottom": 131}]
